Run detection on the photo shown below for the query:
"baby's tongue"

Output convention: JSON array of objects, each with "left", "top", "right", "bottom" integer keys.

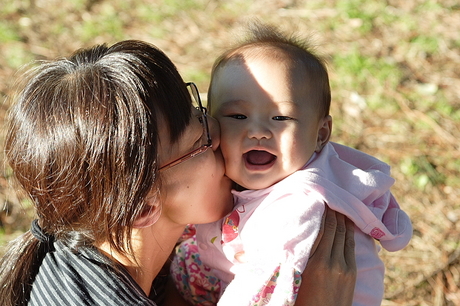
[{"left": 245, "top": 150, "right": 276, "bottom": 165}]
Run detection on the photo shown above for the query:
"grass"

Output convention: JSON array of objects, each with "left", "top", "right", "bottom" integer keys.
[{"left": 0, "top": 0, "right": 459, "bottom": 305}]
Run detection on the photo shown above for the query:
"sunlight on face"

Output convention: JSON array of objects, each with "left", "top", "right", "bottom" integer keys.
[{"left": 210, "top": 52, "right": 330, "bottom": 190}]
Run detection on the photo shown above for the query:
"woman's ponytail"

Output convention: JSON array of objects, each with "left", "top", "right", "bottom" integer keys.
[{"left": 0, "top": 229, "right": 49, "bottom": 306}]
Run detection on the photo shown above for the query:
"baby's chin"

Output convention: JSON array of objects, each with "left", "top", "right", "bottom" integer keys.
[{"left": 231, "top": 173, "right": 281, "bottom": 191}]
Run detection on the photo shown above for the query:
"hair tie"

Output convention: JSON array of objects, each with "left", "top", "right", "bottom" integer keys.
[{"left": 31, "top": 219, "right": 55, "bottom": 245}]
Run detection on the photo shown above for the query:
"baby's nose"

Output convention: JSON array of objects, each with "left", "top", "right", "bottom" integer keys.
[{"left": 247, "top": 122, "right": 272, "bottom": 140}]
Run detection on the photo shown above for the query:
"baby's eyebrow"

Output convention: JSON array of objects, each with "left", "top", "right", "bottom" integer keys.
[
  {"left": 276, "top": 100, "right": 297, "bottom": 106},
  {"left": 219, "top": 99, "right": 245, "bottom": 107},
  {"left": 216, "top": 99, "right": 300, "bottom": 114},
  {"left": 216, "top": 99, "right": 247, "bottom": 111},
  {"left": 273, "top": 101, "right": 299, "bottom": 111}
]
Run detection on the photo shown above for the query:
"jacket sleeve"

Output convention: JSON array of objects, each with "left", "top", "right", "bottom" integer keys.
[
  {"left": 379, "top": 193, "right": 413, "bottom": 251},
  {"left": 330, "top": 142, "right": 412, "bottom": 251}
]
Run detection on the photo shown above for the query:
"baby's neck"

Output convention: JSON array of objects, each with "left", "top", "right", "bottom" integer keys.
[{"left": 233, "top": 182, "right": 247, "bottom": 191}]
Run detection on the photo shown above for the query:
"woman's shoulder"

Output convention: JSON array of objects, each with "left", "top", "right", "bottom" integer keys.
[{"left": 28, "top": 243, "right": 157, "bottom": 306}]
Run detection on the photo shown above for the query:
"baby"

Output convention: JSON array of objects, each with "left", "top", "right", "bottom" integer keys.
[{"left": 171, "top": 23, "right": 412, "bottom": 306}]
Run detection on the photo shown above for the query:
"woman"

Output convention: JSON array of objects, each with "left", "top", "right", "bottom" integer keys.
[{"left": 0, "top": 40, "right": 355, "bottom": 306}]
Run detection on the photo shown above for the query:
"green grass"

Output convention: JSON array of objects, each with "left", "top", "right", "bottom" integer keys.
[
  {"left": 400, "top": 156, "right": 447, "bottom": 190},
  {"left": 78, "top": 8, "right": 125, "bottom": 42},
  {"left": 332, "top": 49, "right": 402, "bottom": 112},
  {"left": 0, "top": 21, "right": 20, "bottom": 43},
  {"left": 0, "top": 0, "right": 459, "bottom": 304}
]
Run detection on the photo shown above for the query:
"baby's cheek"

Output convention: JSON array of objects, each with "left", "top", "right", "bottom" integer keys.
[
  {"left": 224, "top": 163, "right": 241, "bottom": 186},
  {"left": 220, "top": 141, "right": 237, "bottom": 161}
]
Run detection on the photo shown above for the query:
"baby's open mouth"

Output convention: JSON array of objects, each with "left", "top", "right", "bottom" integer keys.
[{"left": 244, "top": 150, "right": 277, "bottom": 165}]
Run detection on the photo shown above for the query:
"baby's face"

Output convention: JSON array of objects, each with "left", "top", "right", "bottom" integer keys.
[{"left": 210, "top": 56, "right": 330, "bottom": 190}]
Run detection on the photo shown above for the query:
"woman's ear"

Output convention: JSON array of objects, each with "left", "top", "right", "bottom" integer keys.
[
  {"left": 133, "top": 198, "right": 162, "bottom": 229},
  {"left": 315, "top": 115, "right": 332, "bottom": 153}
]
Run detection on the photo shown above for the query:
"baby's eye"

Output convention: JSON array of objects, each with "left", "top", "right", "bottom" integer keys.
[
  {"left": 228, "top": 114, "right": 247, "bottom": 120},
  {"left": 272, "top": 116, "right": 293, "bottom": 121}
]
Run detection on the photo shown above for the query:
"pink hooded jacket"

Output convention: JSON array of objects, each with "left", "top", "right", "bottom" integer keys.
[{"left": 196, "top": 142, "right": 412, "bottom": 306}]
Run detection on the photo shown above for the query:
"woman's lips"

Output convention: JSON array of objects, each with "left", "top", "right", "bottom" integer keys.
[{"left": 243, "top": 150, "right": 276, "bottom": 171}]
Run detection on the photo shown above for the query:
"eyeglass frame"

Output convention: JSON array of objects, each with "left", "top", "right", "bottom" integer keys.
[{"left": 159, "top": 82, "right": 212, "bottom": 171}]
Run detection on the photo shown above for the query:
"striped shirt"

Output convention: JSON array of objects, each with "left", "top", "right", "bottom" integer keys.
[{"left": 29, "top": 241, "right": 157, "bottom": 306}]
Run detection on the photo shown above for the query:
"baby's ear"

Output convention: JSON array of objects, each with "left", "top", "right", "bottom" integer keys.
[
  {"left": 315, "top": 115, "right": 332, "bottom": 152},
  {"left": 133, "top": 199, "right": 162, "bottom": 228}
]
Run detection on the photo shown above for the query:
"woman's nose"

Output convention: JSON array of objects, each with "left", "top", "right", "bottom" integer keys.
[{"left": 207, "top": 115, "right": 221, "bottom": 151}]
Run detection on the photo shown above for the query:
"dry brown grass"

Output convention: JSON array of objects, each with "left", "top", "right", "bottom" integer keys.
[{"left": 1, "top": 1, "right": 459, "bottom": 305}]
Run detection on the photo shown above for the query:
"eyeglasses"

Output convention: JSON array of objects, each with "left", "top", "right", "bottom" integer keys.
[{"left": 159, "top": 82, "right": 212, "bottom": 171}]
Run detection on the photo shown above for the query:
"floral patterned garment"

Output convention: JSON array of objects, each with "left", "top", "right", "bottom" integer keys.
[
  {"left": 171, "top": 236, "right": 221, "bottom": 305},
  {"left": 171, "top": 235, "right": 302, "bottom": 306}
]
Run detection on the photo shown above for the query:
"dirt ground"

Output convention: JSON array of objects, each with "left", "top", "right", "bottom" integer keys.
[{"left": 0, "top": 1, "right": 459, "bottom": 305}]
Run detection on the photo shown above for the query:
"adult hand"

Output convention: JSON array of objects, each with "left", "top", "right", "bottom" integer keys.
[{"left": 295, "top": 206, "right": 357, "bottom": 306}]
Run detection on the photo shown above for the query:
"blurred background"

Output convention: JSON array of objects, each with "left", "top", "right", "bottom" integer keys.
[{"left": 0, "top": 0, "right": 459, "bottom": 305}]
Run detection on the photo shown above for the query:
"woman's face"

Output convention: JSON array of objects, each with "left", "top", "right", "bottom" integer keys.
[{"left": 157, "top": 108, "right": 233, "bottom": 226}]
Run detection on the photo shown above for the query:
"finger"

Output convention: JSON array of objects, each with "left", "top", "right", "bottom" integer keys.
[
  {"left": 330, "top": 211, "right": 347, "bottom": 262},
  {"left": 344, "top": 217, "right": 356, "bottom": 269},
  {"left": 315, "top": 206, "right": 337, "bottom": 256},
  {"left": 234, "top": 251, "right": 247, "bottom": 263},
  {"left": 309, "top": 205, "right": 327, "bottom": 258},
  {"left": 319, "top": 204, "right": 327, "bottom": 235}
]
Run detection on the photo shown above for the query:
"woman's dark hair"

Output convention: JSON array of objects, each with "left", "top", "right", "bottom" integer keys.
[{"left": 0, "top": 40, "right": 192, "bottom": 306}]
